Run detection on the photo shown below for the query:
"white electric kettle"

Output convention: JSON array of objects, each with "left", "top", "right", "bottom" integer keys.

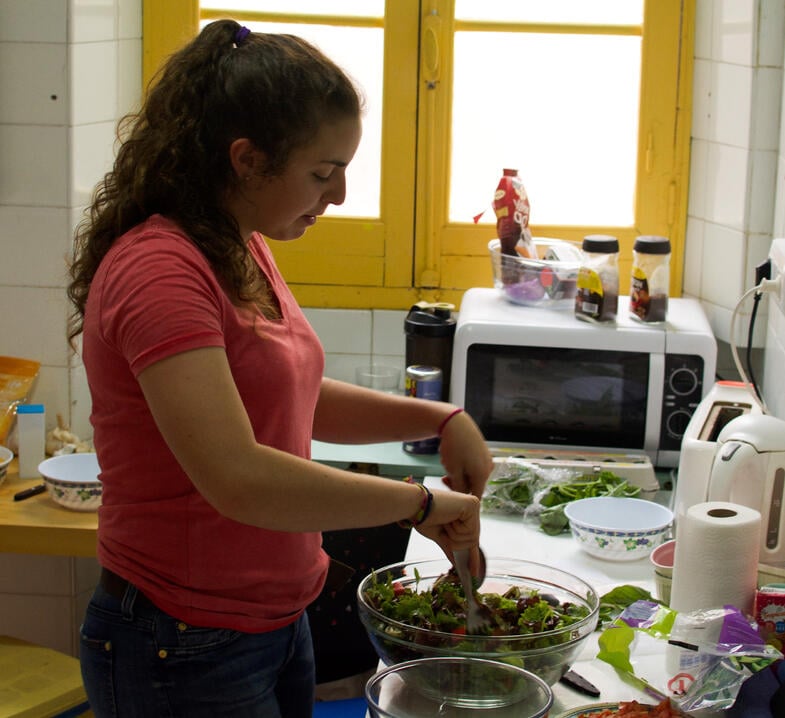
[{"left": 707, "top": 413, "right": 785, "bottom": 566}]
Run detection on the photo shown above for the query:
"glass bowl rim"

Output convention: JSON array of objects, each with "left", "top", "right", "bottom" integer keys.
[
  {"left": 364, "top": 655, "right": 555, "bottom": 714},
  {"left": 357, "top": 556, "right": 600, "bottom": 643}
]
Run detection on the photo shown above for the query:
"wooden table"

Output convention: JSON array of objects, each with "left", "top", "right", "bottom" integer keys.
[{"left": 0, "top": 461, "right": 97, "bottom": 557}]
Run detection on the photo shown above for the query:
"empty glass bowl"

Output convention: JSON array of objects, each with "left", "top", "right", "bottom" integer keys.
[{"left": 365, "top": 656, "right": 553, "bottom": 717}]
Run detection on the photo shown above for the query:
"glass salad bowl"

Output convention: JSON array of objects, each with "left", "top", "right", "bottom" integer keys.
[{"left": 357, "top": 557, "right": 600, "bottom": 687}]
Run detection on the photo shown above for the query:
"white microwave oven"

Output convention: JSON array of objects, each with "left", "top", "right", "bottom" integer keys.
[{"left": 450, "top": 288, "right": 718, "bottom": 468}]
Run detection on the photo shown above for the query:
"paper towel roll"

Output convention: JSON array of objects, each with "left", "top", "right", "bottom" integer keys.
[{"left": 670, "top": 501, "right": 761, "bottom": 614}]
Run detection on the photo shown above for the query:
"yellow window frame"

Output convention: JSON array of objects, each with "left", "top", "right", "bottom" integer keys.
[{"left": 142, "top": 1, "right": 694, "bottom": 310}]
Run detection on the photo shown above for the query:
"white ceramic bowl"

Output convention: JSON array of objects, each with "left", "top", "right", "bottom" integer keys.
[
  {"left": 563, "top": 496, "right": 673, "bottom": 561},
  {"left": 0, "top": 445, "right": 12, "bottom": 486},
  {"left": 38, "top": 453, "right": 102, "bottom": 511}
]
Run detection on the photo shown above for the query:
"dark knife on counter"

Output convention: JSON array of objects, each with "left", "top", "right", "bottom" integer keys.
[
  {"left": 13, "top": 483, "right": 46, "bottom": 501},
  {"left": 560, "top": 668, "right": 601, "bottom": 697}
]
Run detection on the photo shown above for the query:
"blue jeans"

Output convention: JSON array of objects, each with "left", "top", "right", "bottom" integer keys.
[{"left": 80, "top": 581, "right": 315, "bottom": 717}]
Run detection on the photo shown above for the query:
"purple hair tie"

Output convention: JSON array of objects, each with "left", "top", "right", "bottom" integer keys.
[{"left": 234, "top": 26, "right": 251, "bottom": 47}]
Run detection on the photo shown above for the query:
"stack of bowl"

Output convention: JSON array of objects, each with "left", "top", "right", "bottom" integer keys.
[{"left": 649, "top": 539, "right": 675, "bottom": 604}]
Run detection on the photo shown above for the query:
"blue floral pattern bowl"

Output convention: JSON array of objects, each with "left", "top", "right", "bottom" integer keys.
[
  {"left": 563, "top": 497, "right": 673, "bottom": 562},
  {"left": 0, "top": 445, "right": 12, "bottom": 485},
  {"left": 38, "top": 453, "right": 102, "bottom": 512}
]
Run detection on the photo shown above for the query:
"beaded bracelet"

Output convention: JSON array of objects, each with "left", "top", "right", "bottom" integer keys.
[
  {"left": 398, "top": 476, "right": 434, "bottom": 529},
  {"left": 437, "top": 408, "right": 464, "bottom": 437}
]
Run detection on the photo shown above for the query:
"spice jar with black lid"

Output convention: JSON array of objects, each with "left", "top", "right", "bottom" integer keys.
[
  {"left": 630, "top": 235, "right": 671, "bottom": 323},
  {"left": 574, "top": 234, "right": 619, "bottom": 322}
]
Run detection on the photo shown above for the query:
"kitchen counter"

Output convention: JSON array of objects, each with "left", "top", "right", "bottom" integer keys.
[
  {"left": 0, "top": 462, "right": 97, "bottom": 557},
  {"left": 0, "top": 443, "right": 438, "bottom": 560},
  {"left": 405, "top": 476, "right": 670, "bottom": 714}
]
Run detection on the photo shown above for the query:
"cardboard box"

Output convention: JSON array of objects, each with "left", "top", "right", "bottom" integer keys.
[{"left": 754, "top": 584, "right": 785, "bottom": 650}]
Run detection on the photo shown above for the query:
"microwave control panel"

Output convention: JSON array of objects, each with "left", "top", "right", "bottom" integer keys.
[{"left": 659, "top": 353, "right": 706, "bottom": 450}]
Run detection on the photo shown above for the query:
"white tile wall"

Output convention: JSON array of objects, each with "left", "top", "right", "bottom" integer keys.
[
  {"left": 760, "top": 0, "right": 785, "bottom": 66},
  {"left": 70, "top": 42, "right": 118, "bottom": 125},
  {"left": 0, "top": 43, "right": 68, "bottom": 125},
  {"left": 687, "top": 0, "right": 785, "bottom": 346},
  {"left": 0, "top": 206, "right": 71, "bottom": 287},
  {"left": 763, "top": 303, "right": 785, "bottom": 417},
  {"left": 0, "top": 0, "right": 68, "bottom": 43},
  {"left": 304, "top": 308, "right": 408, "bottom": 390},
  {"left": 69, "top": 0, "right": 117, "bottom": 43},
  {"left": 0, "top": 125, "right": 69, "bottom": 207}
]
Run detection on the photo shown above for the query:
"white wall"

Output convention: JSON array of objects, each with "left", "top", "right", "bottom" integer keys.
[
  {"left": 1, "top": 0, "right": 784, "bottom": 436},
  {"left": 684, "top": 0, "right": 785, "bottom": 348},
  {"left": 0, "top": 0, "right": 142, "bottom": 439}
]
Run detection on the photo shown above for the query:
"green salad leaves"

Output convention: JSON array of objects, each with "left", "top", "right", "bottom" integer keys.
[{"left": 363, "top": 568, "right": 589, "bottom": 638}]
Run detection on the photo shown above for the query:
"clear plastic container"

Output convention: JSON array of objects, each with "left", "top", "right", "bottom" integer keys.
[
  {"left": 488, "top": 237, "right": 581, "bottom": 308},
  {"left": 630, "top": 235, "right": 671, "bottom": 323},
  {"left": 574, "top": 234, "right": 619, "bottom": 322}
]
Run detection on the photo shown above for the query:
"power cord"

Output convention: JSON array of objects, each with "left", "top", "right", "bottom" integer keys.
[
  {"left": 746, "top": 290, "right": 763, "bottom": 401},
  {"left": 729, "top": 273, "right": 782, "bottom": 414}
]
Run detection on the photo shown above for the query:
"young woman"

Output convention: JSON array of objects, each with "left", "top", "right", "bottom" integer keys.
[{"left": 67, "top": 19, "right": 492, "bottom": 718}]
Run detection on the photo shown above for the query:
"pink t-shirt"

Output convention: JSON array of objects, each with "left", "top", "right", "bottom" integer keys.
[{"left": 82, "top": 215, "right": 328, "bottom": 632}]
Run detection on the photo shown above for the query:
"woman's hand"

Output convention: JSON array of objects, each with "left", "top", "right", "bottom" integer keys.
[
  {"left": 414, "top": 488, "right": 481, "bottom": 560},
  {"left": 438, "top": 409, "right": 493, "bottom": 499}
]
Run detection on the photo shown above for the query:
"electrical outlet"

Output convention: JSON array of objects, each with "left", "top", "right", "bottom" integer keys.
[{"left": 770, "top": 237, "right": 785, "bottom": 314}]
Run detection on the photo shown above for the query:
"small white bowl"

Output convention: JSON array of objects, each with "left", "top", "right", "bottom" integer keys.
[
  {"left": 38, "top": 453, "right": 102, "bottom": 512},
  {"left": 0, "top": 445, "right": 12, "bottom": 486},
  {"left": 564, "top": 496, "right": 673, "bottom": 561}
]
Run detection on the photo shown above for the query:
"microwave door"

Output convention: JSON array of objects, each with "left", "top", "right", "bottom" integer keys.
[{"left": 461, "top": 344, "right": 651, "bottom": 456}]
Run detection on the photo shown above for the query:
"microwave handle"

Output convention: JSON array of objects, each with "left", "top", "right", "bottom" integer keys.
[{"left": 644, "top": 352, "right": 665, "bottom": 458}]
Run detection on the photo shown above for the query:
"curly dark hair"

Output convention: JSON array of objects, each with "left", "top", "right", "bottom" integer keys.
[{"left": 67, "top": 19, "right": 362, "bottom": 344}]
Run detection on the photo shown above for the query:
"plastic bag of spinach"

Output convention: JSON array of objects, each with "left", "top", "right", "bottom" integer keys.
[
  {"left": 481, "top": 459, "right": 641, "bottom": 534},
  {"left": 480, "top": 458, "right": 548, "bottom": 515}
]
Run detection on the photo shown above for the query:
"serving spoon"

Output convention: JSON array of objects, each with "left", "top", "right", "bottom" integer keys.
[{"left": 453, "top": 547, "right": 490, "bottom": 633}]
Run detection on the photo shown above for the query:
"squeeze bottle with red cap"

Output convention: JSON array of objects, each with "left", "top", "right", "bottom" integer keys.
[{"left": 492, "top": 169, "right": 535, "bottom": 258}]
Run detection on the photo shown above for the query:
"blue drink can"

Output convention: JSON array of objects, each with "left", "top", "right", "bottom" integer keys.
[{"left": 403, "top": 365, "right": 443, "bottom": 455}]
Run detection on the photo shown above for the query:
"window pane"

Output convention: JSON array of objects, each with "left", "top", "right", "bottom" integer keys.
[
  {"left": 201, "top": 19, "right": 382, "bottom": 218},
  {"left": 455, "top": 0, "right": 642, "bottom": 25},
  {"left": 202, "top": 1, "right": 383, "bottom": 18},
  {"left": 450, "top": 32, "right": 640, "bottom": 227}
]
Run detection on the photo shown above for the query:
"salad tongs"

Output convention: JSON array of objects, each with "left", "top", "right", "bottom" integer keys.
[{"left": 453, "top": 548, "right": 491, "bottom": 634}]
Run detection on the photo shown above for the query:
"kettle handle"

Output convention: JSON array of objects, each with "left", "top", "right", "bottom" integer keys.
[{"left": 707, "top": 440, "right": 760, "bottom": 503}]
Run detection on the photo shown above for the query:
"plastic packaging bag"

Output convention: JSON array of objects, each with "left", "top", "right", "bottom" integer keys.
[
  {"left": 597, "top": 600, "right": 782, "bottom": 713},
  {"left": 481, "top": 456, "right": 640, "bottom": 535},
  {"left": 0, "top": 356, "right": 41, "bottom": 445}
]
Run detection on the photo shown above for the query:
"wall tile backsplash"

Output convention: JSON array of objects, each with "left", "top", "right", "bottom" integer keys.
[
  {"left": 0, "top": 43, "right": 68, "bottom": 126},
  {"left": 0, "top": 0, "right": 67, "bottom": 43}
]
